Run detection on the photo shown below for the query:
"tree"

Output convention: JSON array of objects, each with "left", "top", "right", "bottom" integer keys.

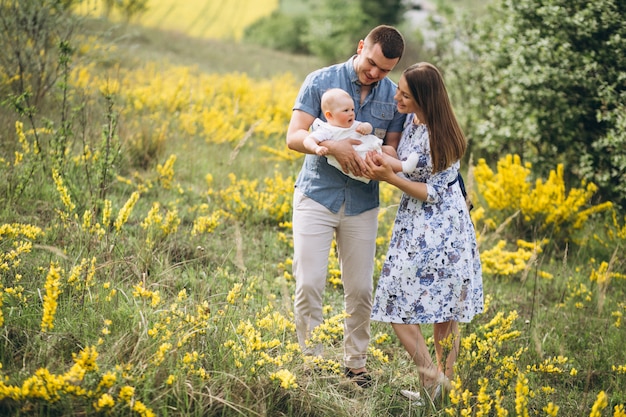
[
  {"left": 359, "top": 0, "right": 405, "bottom": 27},
  {"left": 437, "top": 0, "right": 626, "bottom": 206},
  {"left": 302, "top": 0, "right": 369, "bottom": 64}
]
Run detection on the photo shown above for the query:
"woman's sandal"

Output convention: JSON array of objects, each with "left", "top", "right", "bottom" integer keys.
[
  {"left": 400, "top": 373, "right": 450, "bottom": 406},
  {"left": 344, "top": 367, "right": 373, "bottom": 388}
]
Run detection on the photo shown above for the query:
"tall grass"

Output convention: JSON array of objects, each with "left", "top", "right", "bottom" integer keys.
[{"left": 0, "top": 13, "right": 625, "bottom": 417}]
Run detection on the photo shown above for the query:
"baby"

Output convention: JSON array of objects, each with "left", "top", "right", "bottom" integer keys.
[{"left": 303, "top": 88, "right": 418, "bottom": 183}]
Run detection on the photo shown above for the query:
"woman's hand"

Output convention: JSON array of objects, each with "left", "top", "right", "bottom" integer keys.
[{"left": 363, "top": 151, "right": 395, "bottom": 182}]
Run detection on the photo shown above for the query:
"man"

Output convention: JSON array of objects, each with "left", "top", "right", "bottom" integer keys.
[{"left": 286, "top": 25, "right": 405, "bottom": 387}]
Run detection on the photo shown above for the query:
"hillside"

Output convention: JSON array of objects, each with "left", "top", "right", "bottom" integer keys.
[{"left": 84, "top": 17, "right": 324, "bottom": 81}]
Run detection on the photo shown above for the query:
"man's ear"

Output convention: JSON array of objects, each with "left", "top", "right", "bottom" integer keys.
[{"left": 356, "top": 39, "right": 364, "bottom": 55}]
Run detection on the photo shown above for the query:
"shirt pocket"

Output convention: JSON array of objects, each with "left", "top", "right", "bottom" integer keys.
[
  {"left": 369, "top": 102, "right": 395, "bottom": 122},
  {"left": 369, "top": 102, "right": 395, "bottom": 139}
]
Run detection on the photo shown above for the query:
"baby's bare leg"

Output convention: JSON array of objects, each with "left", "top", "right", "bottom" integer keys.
[{"left": 381, "top": 145, "right": 398, "bottom": 158}]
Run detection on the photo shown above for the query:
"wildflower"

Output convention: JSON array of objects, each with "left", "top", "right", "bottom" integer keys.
[
  {"left": 97, "top": 371, "right": 117, "bottom": 390},
  {"left": 41, "top": 262, "right": 62, "bottom": 332},
  {"left": 102, "top": 199, "right": 112, "bottom": 227},
  {"left": 515, "top": 373, "right": 530, "bottom": 417},
  {"left": 99, "top": 78, "right": 120, "bottom": 97},
  {"left": 52, "top": 169, "right": 75, "bottom": 213},
  {"left": 157, "top": 154, "right": 176, "bottom": 189},
  {"left": 114, "top": 191, "right": 140, "bottom": 231},
  {"left": 118, "top": 385, "right": 135, "bottom": 402},
  {"left": 132, "top": 400, "right": 156, "bottom": 417},
  {"left": 543, "top": 402, "right": 559, "bottom": 416},
  {"left": 270, "top": 369, "right": 298, "bottom": 389},
  {"left": 612, "top": 365, "right": 626, "bottom": 374},
  {"left": 94, "top": 393, "right": 115, "bottom": 410},
  {"left": 0, "top": 285, "right": 4, "bottom": 326},
  {"left": 367, "top": 346, "right": 389, "bottom": 363},
  {"left": 589, "top": 391, "right": 608, "bottom": 417},
  {"left": 226, "top": 283, "right": 243, "bottom": 304}
]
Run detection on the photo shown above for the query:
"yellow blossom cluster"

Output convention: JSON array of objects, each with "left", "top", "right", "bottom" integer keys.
[
  {"left": 71, "top": 64, "right": 298, "bottom": 151},
  {"left": 114, "top": 191, "right": 141, "bottom": 231},
  {"left": 473, "top": 154, "right": 612, "bottom": 240},
  {"left": 307, "top": 312, "right": 350, "bottom": 347},
  {"left": 0, "top": 345, "right": 154, "bottom": 416},
  {"left": 474, "top": 154, "right": 532, "bottom": 212},
  {"left": 527, "top": 356, "right": 569, "bottom": 374},
  {"left": 41, "top": 262, "right": 63, "bottom": 332},
  {"left": 210, "top": 171, "right": 294, "bottom": 224},
  {"left": 0, "top": 223, "right": 43, "bottom": 274},
  {"left": 156, "top": 154, "right": 177, "bottom": 190},
  {"left": 447, "top": 310, "right": 530, "bottom": 415},
  {"left": 67, "top": 257, "right": 97, "bottom": 291},
  {"left": 132, "top": 282, "right": 162, "bottom": 307},
  {"left": 270, "top": 369, "right": 298, "bottom": 390},
  {"left": 140, "top": 202, "right": 181, "bottom": 246},
  {"left": 52, "top": 169, "right": 76, "bottom": 220},
  {"left": 479, "top": 239, "right": 546, "bottom": 277}
]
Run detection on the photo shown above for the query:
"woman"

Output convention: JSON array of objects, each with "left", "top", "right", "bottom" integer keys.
[{"left": 364, "top": 62, "right": 483, "bottom": 404}]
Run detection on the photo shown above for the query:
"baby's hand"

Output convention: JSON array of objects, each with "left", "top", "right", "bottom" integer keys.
[
  {"left": 315, "top": 145, "right": 329, "bottom": 156},
  {"left": 355, "top": 122, "right": 373, "bottom": 135}
]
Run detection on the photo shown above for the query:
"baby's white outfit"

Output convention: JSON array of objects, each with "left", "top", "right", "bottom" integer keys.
[{"left": 310, "top": 119, "right": 417, "bottom": 183}]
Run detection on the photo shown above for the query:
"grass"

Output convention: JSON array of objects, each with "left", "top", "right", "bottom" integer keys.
[{"left": 0, "top": 5, "right": 625, "bottom": 417}]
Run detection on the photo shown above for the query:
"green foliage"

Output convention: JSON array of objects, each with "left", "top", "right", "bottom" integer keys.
[
  {"left": 301, "top": 0, "right": 370, "bottom": 64},
  {"left": 359, "top": 0, "right": 406, "bottom": 26},
  {"left": 253, "top": 0, "right": 406, "bottom": 63},
  {"left": 243, "top": 10, "right": 310, "bottom": 55},
  {"left": 437, "top": 0, "right": 626, "bottom": 207}
]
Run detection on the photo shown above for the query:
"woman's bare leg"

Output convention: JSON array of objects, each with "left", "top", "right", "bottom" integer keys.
[{"left": 391, "top": 323, "right": 439, "bottom": 387}]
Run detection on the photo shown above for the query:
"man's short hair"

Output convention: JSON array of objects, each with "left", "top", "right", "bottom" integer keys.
[{"left": 364, "top": 25, "right": 404, "bottom": 60}]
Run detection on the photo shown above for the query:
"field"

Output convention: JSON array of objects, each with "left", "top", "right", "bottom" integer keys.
[
  {"left": 79, "top": 0, "right": 279, "bottom": 40},
  {"left": 0, "top": 1, "right": 625, "bottom": 416}
]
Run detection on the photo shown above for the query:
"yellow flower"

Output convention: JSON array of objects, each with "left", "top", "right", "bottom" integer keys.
[
  {"left": 114, "top": 191, "right": 140, "bottom": 231},
  {"left": 118, "top": 385, "right": 135, "bottom": 402},
  {"left": 41, "top": 262, "right": 62, "bottom": 332},
  {"left": 270, "top": 369, "right": 298, "bottom": 390},
  {"left": 590, "top": 391, "right": 608, "bottom": 417},
  {"left": 543, "top": 402, "right": 559, "bottom": 417},
  {"left": 94, "top": 393, "right": 115, "bottom": 410},
  {"left": 226, "top": 283, "right": 243, "bottom": 304},
  {"left": 52, "top": 169, "right": 75, "bottom": 213}
]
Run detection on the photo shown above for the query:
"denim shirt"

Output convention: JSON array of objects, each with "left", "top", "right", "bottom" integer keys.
[{"left": 293, "top": 56, "right": 405, "bottom": 215}]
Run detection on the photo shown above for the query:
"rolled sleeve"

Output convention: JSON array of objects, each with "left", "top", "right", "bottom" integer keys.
[{"left": 425, "top": 165, "right": 460, "bottom": 204}]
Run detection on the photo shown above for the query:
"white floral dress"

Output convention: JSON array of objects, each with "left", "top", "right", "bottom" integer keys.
[{"left": 371, "top": 117, "right": 484, "bottom": 324}]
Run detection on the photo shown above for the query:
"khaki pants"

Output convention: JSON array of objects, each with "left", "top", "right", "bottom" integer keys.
[{"left": 292, "top": 188, "right": 378, "bottom": 369}]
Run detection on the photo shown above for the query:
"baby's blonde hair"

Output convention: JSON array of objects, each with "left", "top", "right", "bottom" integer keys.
[{"left": 321, "top": 88, "right": 353, "bottom": 113}]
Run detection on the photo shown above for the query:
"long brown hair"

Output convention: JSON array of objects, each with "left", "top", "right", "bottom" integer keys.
[{"left": 403, "top": 63, "right": 466, "bottom": 173}]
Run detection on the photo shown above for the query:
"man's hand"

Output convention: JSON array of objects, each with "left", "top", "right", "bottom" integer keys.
[{"left": 325, "top": 139, "right": 366, "bottom": 176}]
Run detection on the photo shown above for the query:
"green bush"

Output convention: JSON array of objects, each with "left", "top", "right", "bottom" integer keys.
[
  {"left": 437, "top": 0, "right": 626, "bottom": 207},
  {"left": 243, "top": 11, "right": 310, "bottom": 55}
]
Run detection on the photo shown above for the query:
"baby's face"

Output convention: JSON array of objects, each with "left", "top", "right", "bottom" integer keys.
[{"left": 329, "top": 95, "right": 356, "bottom": 128}]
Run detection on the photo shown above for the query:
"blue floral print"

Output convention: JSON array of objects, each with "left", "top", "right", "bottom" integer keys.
[{"left": 371, "top": 118, "right": 484, "bottom": 324}]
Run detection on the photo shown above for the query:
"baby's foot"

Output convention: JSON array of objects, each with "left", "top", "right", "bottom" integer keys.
[{"left": 402, "top": 153, "right": 419, "bottom": 174}]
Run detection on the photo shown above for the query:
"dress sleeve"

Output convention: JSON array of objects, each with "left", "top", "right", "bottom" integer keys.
[{"left": 424, "top": 163, "right": 460, "bottom": 204}]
